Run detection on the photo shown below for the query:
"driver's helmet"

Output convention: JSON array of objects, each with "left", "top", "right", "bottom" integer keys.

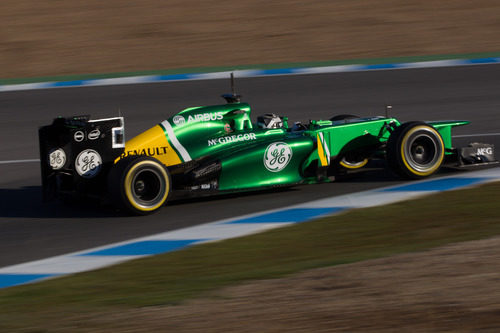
[{"left": 257, "top": 113, "right": 283, "bottom": 129}]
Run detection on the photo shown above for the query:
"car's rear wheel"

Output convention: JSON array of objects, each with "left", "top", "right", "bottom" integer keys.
[
  {"left": 386, "top": 121, "right": 444, "bottom": 179},
  {"left": 108, "top": 156, "right": 171, "bottom": 215}
]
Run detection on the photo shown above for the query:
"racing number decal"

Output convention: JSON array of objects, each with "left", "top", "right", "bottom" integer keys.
[{"left": 264, "top": 142, "right": 293, "bottom": 172}]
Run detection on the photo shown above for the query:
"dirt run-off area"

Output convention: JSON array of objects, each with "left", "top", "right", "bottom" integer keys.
[{"left": 1, "top": 0, "right": 500, "bottom": 79}]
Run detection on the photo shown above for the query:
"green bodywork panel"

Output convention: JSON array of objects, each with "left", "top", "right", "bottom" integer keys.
[
  {"left": 307, "top": 117, "right": 399, "bottom": 156},
  {"left": 136, "top": 102, "right": 469, "bottom": 192},
  {"left": 427, "top": 120, "right": 469, "bottom": 154}
]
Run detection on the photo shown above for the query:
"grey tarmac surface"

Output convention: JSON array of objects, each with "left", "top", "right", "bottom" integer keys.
[{"left": 0, "top": 64, "right": 499, "bottom": 267}]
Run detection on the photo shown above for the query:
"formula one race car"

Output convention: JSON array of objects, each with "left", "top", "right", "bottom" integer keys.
[{"left": 39, "top": 81, "right": 497, "bottom": 215}]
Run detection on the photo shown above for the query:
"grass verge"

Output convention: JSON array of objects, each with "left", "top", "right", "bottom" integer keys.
[{"left": 1, "top": 181, "right": 499, "bottom": 330}]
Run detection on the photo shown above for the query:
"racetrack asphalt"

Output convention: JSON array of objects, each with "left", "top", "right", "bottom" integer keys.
[{"left": 0, "top": 64, "right": 499, "bottom": 267}]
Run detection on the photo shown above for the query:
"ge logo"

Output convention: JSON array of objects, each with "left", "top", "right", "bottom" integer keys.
[
  {"left": 173, "top": 115, "right": 186, "bottom": 126},
  {"left": 264, "top": 142, "right": 293, "bottom": 172},
  {"left": 48, "top": 148, "right": 66, "bottom": 170},
  {"left": 75, "top": 149, "right": 102, "bottom": 178}
]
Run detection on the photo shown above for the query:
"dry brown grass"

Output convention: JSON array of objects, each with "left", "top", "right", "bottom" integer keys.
[{"left": 1, "top": 0, "right": 500, "bottom": 78}]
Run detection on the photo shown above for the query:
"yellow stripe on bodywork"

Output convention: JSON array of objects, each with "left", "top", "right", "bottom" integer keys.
[
  {"left": 115, "top": 125, "right": 182, "bottom": 166},
  {"left": 317, "top": 134, "right": 329, "bottom": 167}
]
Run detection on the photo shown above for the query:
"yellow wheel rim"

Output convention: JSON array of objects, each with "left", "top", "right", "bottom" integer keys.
[
  {"left": 124, "top": 160, "right": 170, "bottom": 212},
  {"left": 340, "top": 157, "right": 369, "bottom": 169},
  {"left": 400, "top": 125, "right": 444, "bottom": 177}
]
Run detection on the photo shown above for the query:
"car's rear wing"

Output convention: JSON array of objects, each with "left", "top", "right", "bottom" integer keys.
[{"left": 38, "top": 116, "right": 125, "bottom": 201}]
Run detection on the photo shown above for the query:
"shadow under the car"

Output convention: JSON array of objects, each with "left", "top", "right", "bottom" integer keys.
[
  {"left": 0, "top": 187, "right": 121, "bottom": 218},
  {"left": 0, "top": 165, "right": 464, "bottom": 219},
  {"left": 169, "top": 186, "right": 298, "bottom": 207}
]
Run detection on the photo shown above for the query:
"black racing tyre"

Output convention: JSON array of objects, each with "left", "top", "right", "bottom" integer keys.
[
  {"left": 108, "top": 156, "right": 171, "bottom": 215},
  {"left": 386, "top": 121, "right": 445, "bottom": 179},
  {"left": 330, "top": 114, "right": 359, "bottom": 122}
]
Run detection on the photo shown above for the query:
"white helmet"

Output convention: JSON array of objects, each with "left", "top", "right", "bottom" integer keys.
[{"left": 257, "top": 113, "right": 283, "bottom": 129}]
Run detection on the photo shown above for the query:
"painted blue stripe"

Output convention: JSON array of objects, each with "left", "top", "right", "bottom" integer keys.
[
  {"left": 227, "top": 207, "right": 346, "bottom": 224},
  {"left": 0, "top": 274, "right": 57, "bottom": 288},
  {"left": 361, "top": 63, "right": 399, "bottom": 70},
  {"left": 258, "top": 68, "right": 297, "bottom": 75},
  {"left": 78, "top": 239, "right": 206, "bottom": 256},
  {"left": 52, "top": 80, "right": 88, "bottom": 87},
  {"left": 382, "top": 177, "right": 490, "bottom": 192},
  {"left": 156, "top": 74, "right": 193, "bottom": 81},
  {"left": 467, "top": 57, "right": 500, "bottom": 64}
]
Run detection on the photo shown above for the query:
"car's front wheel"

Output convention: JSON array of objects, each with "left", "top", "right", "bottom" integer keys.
[{"left": 386, "top": 121, "right": 445, "bottom": 179}]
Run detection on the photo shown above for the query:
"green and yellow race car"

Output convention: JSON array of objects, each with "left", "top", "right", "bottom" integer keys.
[{"left": 39, "top": 86, "right": 497, "bottom": 215}]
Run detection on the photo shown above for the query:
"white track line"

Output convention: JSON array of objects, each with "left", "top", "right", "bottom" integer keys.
[
  {"left": 453, "top": 133, "right": 500, "bottom": 138},
  {"left": 0, "top": 159, "right": 40, "bottom": 165}
]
